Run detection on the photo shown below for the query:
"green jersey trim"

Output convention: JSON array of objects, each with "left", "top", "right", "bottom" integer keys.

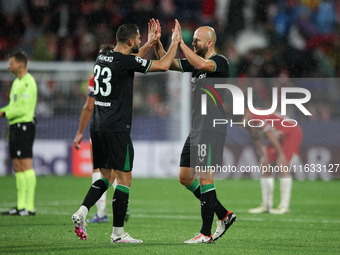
[
  {"left": 144, "top": 60, "right": 152, "bottom": 74},
  {"left": 209, "top": 53, "right": 217, "bottom": 72},
  {"left": 178, "top": 59, "right": 185, "bottom": 73}
]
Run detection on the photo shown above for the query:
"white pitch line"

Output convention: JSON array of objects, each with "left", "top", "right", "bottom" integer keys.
[
  {"left": 0, "top": 200, "right": 81, "bottom": 207},
  {"left": 3, "top": 209, "right": 340, "bottom": 225}
]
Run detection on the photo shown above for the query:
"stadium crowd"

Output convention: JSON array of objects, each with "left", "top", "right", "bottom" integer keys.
[
  {"left": 1, "top": 0, "right": 340, "bottom": 121},
  {"left": 1, "top": 0, "right": 339, "bottom": 77}
]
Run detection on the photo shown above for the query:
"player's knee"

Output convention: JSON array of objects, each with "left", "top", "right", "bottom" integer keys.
[
  {"left": 178, "top": 175, "right": 190, "bottom": 186},
  {"left": 198, "top": 178, "right": 214, "bottom": 186}
]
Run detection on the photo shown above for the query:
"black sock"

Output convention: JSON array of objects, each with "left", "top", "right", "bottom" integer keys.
[
  {"left": 193, "top": 185, "right": 228, "bottom": 220},
  {"left": 193, "top": 186, "right": 200, "bottom": 199},
  {"left": 215, "top": 199, "right": 229, "bottom": 220},
  {"left": 82, "top": 178, "right": 109, "bottom": 210},
  {"left": 112, "top": 188, "right": 129, "bottom": 227},
  {"left": 200, "top": 186, "right": 216, "bottom": 237}
]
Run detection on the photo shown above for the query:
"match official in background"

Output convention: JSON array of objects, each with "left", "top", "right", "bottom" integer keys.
[
  {"left": 243, "top": 109, "right": 303, "bottom": 214},
  {"left": 0, "top": 51, "right": 38, "bottom": 216}
]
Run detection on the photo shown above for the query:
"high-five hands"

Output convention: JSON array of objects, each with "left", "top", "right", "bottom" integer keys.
[
  {"left": 172, "top": 19, "right": 181, "bottom": 44},
  {"left": 149, "top": 18, "right": 182, "bottom": 45},
  {"left": 148, "top": 18, "right": 159, "bottom": 45}
]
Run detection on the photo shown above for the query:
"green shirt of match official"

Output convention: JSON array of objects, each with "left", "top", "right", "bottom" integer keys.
[{"left": 0, "top": 72, "right": 37, "bottom": 125}]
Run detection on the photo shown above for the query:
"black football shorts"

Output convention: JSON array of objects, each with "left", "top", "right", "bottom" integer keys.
[
  {"left": 9, "top": 122, "right": 35, "bottom": 159},
  {"left": 90, "top": 131, "right": 134, "bottom": 171},
  {"left": 180, "top": 131, "right": 226, "bottom": 168}
]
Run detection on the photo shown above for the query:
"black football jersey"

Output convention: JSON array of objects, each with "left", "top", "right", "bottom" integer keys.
[
  {"left": 178, "top": 54, "right": 230, "bottom": 134},
  {"left": 90, "top": 50, "right": 152, "bottom": 133}
]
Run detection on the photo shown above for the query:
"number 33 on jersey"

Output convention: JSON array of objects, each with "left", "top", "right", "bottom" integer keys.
[{"left": 90, "top": 51, "right": 152, "bottom": 133}]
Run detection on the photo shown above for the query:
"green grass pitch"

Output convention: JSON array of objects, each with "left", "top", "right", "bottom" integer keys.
[{"left": 0, "top": 176, "right": 339, "bottom": 254}]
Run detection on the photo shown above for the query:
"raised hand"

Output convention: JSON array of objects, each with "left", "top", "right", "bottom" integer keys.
[
  {"left": 176, "top": 19, "right": 183, "bottom": 44},
  {"left": 148, "top": 18, "right": 158, "bottom": 45},
  {"left": 171, "top": 19, "right": 181, "bottom": 44},
  {"left": 155, "top": 19, "right": 161, "bottom": 41}
]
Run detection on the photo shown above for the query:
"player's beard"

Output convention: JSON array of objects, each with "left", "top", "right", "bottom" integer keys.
[
  {"left": 131, "top": 40, "right": 139, "bottom": 54},
  {"left": 195, "top": 46, "right": 208, "bottom": 58}
]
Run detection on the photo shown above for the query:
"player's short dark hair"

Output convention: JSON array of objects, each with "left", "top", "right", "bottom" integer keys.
[
  {"left": 116, "top": 24, "right": 139, "bottom": 44},
  {"left": 99, "top": 43, "right": 115, "bottom": 53},
  {"left": 10, "top": 51, "right": 28, "bottom": 66}
]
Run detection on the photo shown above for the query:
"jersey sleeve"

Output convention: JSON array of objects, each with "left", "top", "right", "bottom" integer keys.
[
  {"left": 178, "top": 58, "right": 195, "bottom": 73},
  {"left": 210, "top": 55, "right": 230, "bottom": 75},
  {"left": 122, "top": 55, "right": 152, "bottom": 74},
  {"left": 88, "top": 75, "right": 94, "bottom": 97}
]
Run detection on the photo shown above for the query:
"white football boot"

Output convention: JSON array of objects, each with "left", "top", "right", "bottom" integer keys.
[
  {"left": 110, "top": 232, "right": 143, "bottom": 243},
  {"left": 72, "top": 210, "right": 87, "bottom": 240},
  {"left": 184, "top": 233, "right": 212, "bottom": 244},
  {"left": 212, "top": 212, "right": 237, "bottom": 242}
]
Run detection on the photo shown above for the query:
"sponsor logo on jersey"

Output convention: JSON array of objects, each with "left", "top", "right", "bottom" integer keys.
[
  {"left": 95, "top": 101, "right": 111, "bottom": 107},
  {"left": 191, "top": 73, "right": 207, "bottom": 83}
]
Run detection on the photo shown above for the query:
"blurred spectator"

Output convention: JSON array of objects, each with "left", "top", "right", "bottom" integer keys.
[
  {"left": 33, "top": 31, "right": 53, "bottom": 61},
  {"left": 50, "top": 2, "right": 74, "bottom": 39},
  {"left": 0, "top": 0, "right": 27, "bottom": 16},
  {"left": 78, "top": 33, "right": 97, "bottom": 61},
  {"left": 59, "top": 36, "right": 77, "bottom": 62},
  {"left": 225, "top": 0, "right": 245, "bottom": 38},
  {"left": 86, "top": 0, "right": 111, "bottom": 31},
  {"left": 201, "top": 0, "right": 215, "bottom": 25},
  {"left": 0, "top": 0, "right": 338, "bottom": 81},
  {"left": 14, "top": 12, "right": 42, "bottom": 58},
  {"left": 314, "top": 0, "right": 337, "bottom": 34}
]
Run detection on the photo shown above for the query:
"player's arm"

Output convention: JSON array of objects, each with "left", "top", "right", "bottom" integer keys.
[
  {"left": 179, "top": 41, "right": 216, "bottom": 72},
  {"left": 73, "top": 95, "right": 95, "bottom": 150},
  {"left": 153, "top": 19, "right": 166, "bottom": 59},
  {"left": 134, "top": 19, "right": 158, "bottom": 58},
  {"left": 147, "top": 20, "right": 181, "bottom": 72},
  {"left": 253, "top": 138, "right": 267, "bottom": 156},
  {"left": 247, "top": 125, "right": 269, "bottom": 165},
  {"left": 177, "top": 19, "right": 215, "bottom": 72},
  {"left": 264, "top": 129, "right": 287, "bottom": 166},
  {"left": 154, "top": 40, "right": 182, "bottom": 71},
  {"left": 153, "top": 19, "right": 181, "bottom": 71},
  {"left": 3, "top": 81, "right": 36, "bottom": 120},
  {"left": 254, "top": 137, "right": 270, "bottom": 166},
  {"left": 134, "top": 42, "right": 153, "bottom": 58}
]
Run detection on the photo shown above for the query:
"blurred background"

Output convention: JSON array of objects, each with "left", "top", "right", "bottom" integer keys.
[
  {"left": 0, "top": 0, "right": 339, "bottom": 179},
  {"left": 1, "top": 0, "right": 340, "bottom": 77}
]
